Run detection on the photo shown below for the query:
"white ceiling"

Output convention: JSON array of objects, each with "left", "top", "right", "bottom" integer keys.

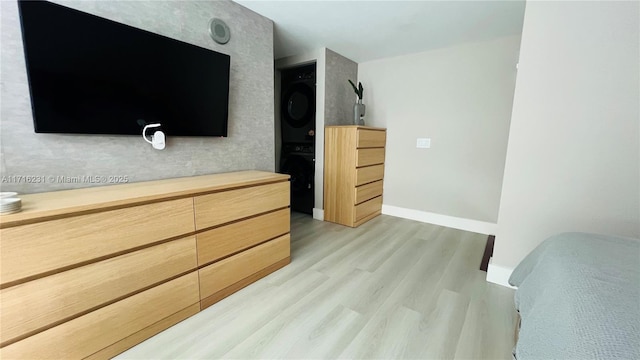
[{"left": 236, "top": 0, "right": 526, "bottom": 63}]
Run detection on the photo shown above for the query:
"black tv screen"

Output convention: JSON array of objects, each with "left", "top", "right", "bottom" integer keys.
[{"left": 18, "top": 0, "right": 230, "bottom": 136}]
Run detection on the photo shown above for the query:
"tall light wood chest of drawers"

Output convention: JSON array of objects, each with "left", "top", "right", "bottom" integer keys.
[
  {"left": 0, "top": 171, "right": 290, "bottom": 359},
  {"left": 324, "top": 125, "right": 386, "bottom": 227}
]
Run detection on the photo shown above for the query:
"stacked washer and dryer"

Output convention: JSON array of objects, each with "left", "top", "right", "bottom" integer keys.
[{"left": 279, "top": 64, "right": 316, "bottom": 214}]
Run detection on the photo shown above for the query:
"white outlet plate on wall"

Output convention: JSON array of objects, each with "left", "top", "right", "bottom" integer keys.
[{"left": 417, "top": 138, "right": 431, "bottom": 148}]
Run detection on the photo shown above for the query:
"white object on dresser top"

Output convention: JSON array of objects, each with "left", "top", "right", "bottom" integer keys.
[
  {"left": 1, "top": 197, "right": 22, "bottom": 214},
  {"left": 0, "top": 191, "right": 18, "bottom": 199}
]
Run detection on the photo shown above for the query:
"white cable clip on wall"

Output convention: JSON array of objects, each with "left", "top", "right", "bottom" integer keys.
[{"left": 142, "top": 123, "right": 166, "bottom": 150}]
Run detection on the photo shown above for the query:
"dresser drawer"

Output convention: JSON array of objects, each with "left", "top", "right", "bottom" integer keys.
[
  {"left": 355, "top": 180, "right": 383, "bottom": 205},
  {"left": 354, "top": 196, "right": 383, "bottom": 223},
  {"left": 197, "top": 209, "right": 289, "bottom": 266},
  {"left": 357, "top": 129, "right": 386, "bottom": 148},
  {"left": 356, "top": 148, "right": 385, "bottom": 167},
  {"left": 0, "top": 272, "right": 200, "bottom": 359},
  {"left": 355, "top": 164, "right": 385, "bottom": 186},
  {"left": 194, "top": 182, "right": 289, "bottom": 230},
  {"left": 0, "top": 198, "right": 195, "bottom": 286},
  {"left": 84, "top": 304, "right": 200, "bottom": 360},
  {"left": 0, "top": 236, "right": 196, "bottom": 346},
  {"left": 199, "top": 234, "right": 290, "bottom": 302}
]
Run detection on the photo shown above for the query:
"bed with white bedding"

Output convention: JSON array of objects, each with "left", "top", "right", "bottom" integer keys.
[{"left": 509, "top": 232, "right": 640, "bottom": 359}]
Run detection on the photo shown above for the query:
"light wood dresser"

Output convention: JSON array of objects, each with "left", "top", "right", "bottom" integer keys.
[
  {"left": 0, "top": 171, "right": 290, "bottom": 359},
  {"left": 324, "top": 125, "right": 386, "bottom": 227}
]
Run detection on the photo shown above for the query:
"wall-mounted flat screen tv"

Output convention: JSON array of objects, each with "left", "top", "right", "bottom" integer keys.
[{"left": 18, "top": 0, "right": 230, "bottom": 137}]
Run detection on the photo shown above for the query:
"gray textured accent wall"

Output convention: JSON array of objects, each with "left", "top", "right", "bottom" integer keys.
[
  {"left": 0, "top": 0, "right": 274, "bottom": 193},
  {"left": 324, "top": 49, "right": 358, "bottom": 126}
]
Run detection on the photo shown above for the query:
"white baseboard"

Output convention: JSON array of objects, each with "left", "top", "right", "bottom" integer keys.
[
  {"left": 312, "top": 208, "right": 324, "bottom": 221},
  {"left": 381, "top": 205, "right": 498, "bottom": 235},
  {"left": 486, "top": 261, "right": 516, "bottom": 289}
]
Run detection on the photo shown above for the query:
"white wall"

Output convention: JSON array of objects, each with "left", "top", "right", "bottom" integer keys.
[
  {"left": 358, "top": 36, "right": 521, "bottom": 227},
  {"left": 492, "top": 0, "right": 640, "bottom": 271}
]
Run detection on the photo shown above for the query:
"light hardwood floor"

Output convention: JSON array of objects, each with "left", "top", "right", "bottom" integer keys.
[{"left": 117, "top": 213, "right": 518, "bottom": 359}]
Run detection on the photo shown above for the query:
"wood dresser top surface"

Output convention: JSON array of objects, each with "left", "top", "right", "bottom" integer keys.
[
  {"left": 0, "top": 171, "right": 289, "bottom": 228},
  {"left": 325, "top": 125, "right": 386, "bottom": 131}
]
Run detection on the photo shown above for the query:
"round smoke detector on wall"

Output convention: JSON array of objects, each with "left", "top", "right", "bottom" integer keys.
[{"left": 209, "top": 18, "right": 230, "bottom": 44}]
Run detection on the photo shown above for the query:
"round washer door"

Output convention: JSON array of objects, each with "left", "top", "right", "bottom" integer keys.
[{"left": 282, "top": 83, "right": 315, "bottom": 128}]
